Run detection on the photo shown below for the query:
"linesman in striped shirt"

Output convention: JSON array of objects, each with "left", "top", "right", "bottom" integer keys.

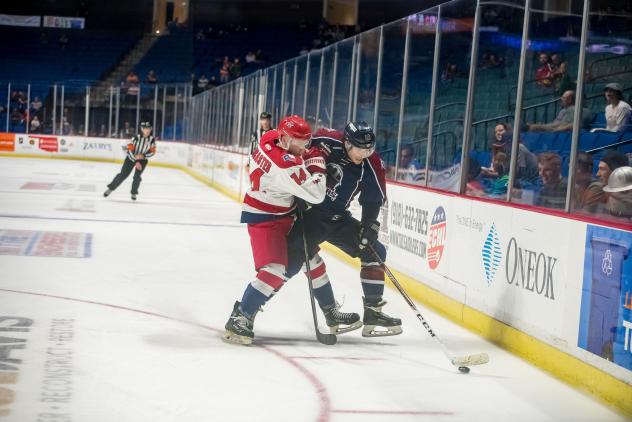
[{"left": 103, "top": 121, "right": 156, "bottom": 201}]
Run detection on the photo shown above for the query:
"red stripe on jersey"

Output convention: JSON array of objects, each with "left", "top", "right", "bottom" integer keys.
[
  {"left": 308, "top": 262, "right": 327, "bottom": 279},
  {"left": 257, "top": 269, "right": 285, "bottom": 289},
  {"left": 244, "top": 194, "right": 295, "bottom": 214}
]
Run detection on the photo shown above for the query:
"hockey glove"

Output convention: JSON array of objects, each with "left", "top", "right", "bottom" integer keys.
[
  {"left": 358, "top": 219, "right": 380, "bottom": 250},
  {"left": 303, "top": 147, "right": 326, "bottom": 174}
]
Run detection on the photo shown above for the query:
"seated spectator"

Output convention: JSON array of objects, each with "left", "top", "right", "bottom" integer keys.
[
  {"left": 62, "top": 116, "right": 71, "bottom": 135},
  {"left": 527, "top": 90, "right": 593, "bottom": 131},
  {"left": 220, "top": 63, "right": 230, "bottom": 83},
  {"left": 126, "top": 71, "right": 140, "bottom": 86},
  {"left": 466, "top": 157, "right": 485, "bottom": 196},
  {"left": 597, "top": 150, "right": 628, "bottom": 187},
  {"left": 595, "top": 83, "right": 631, "bottom": 133},
  {"left": 119, "top": 121, "right": 134, "bottom": 139},
  {"left": 535, "top": 52, "right": 554, "bottom": 88},
  {"left": 487, "top": 131, "right": 539, "bottom": 184},
  {"left": 480, "top": 52, "right": 504, "bottom": 70},
  {"left": 29, "top": 115, "right": 41, "bottom": 133},
  {"left": 146, "top": 70, "right": 157, "bottom": 84},
  {"left": 536, "top": 152, "right": 568, "bottom": 209},
  {"left": 31, "top": 96, "right": 43, "bottom": 112},
  {"left": 603, "top": 166, "right": 632, "bottom": 221},
  {"left": 198, "top": 74, "right": 209, "bottom": 90},
  {"left": 245, "top": 51, "right": 256, "bottom": 64},
  {"left": 481, "top": 123, "right": 511, "bottom": 176},
  {"left": 441, "top": 63, "right": 460, "bottom": 82},
  {"left": 550, "top": 53, "right": 573, "bottom": 94},
  {"left": 572, "top": 152, "right": 605, "bottom": 213},
  {"left": 230, "top": 58, "right": 242, "bottom": 78},
  {"left": 98, "top": 124, "right": 107, "bottom": 137},
  {"left": 16, "top": 92, "right": 27, "bottom": 111},
  {"left": 396, "top": 144, "right": 424, "bottom": 183},
  {"left": 10, "top": 108, "right": 25, "bottom": 125},
  {"left": 489, "top": 152, "right": 511, "bottom": 196}
]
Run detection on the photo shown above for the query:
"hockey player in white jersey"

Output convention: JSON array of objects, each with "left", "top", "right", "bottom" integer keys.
[{"left": 223, "top": 115, "right": 327, "bottom": 345}]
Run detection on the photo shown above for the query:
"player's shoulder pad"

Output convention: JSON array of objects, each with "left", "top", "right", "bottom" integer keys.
[{"left": 258, "top": 129, "right": 304, "bottom": 169}]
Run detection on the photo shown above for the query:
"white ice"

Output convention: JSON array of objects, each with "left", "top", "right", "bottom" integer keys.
[{"left": 0, "top": 157, "right": 626, "bottom": 422}]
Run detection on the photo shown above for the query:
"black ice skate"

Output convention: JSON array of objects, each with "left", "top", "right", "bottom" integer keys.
[
  {"left": 362, "top": 297, "right": 402, "bottom": 337},
  {"left": 131, "top": 194, "right": 137, "bottom": 201},
  {"left": 103, "top": 188, "right": 112, "bottom": 197},
  {"left": 320, "top": 302, "right": 362, "bottom": 335},
  {"left": 223, "top": 301, "right": 255, "bottom": 345}
]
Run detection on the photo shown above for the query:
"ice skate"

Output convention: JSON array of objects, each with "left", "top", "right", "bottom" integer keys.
[
  {"left": 320, "top": 302, "right": 362, "bottom": 335},
  {"left": 362, "top": 297, "right": 402, "bottom": 337},
  {"left": 223, "top": 301, "right": 255, "bottom": 345},
  {"left": 103, "top": 188, "right": 112, "bottom": 197},
  {"left": 131, "top": 194, "right": 137, "bottom": 201}
]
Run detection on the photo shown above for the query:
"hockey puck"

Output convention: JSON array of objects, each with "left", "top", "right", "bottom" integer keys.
[{"left": 458, "top": 366, "right": 470, "bottom": 374}]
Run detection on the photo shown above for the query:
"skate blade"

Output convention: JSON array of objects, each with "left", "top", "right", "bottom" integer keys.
[
  {"left": 222, "top": 331, "right": 253, "bottom": 346},
  {"left": 361, "top": 325, "right": 403, "bottom": 337},
  {"left": 329, "top": 320, "right": 363, "bottom": 335}
]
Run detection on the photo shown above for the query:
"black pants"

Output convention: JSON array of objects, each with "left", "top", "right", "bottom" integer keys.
[
  {"left": 285, "top": 207, "right": 386, "bottom": 279},
  {"left": 107, "top": 158, "right": 148, "bottom": 195}
]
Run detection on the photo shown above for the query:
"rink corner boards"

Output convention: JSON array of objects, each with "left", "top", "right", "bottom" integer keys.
[{"left": 1, "top": 151, "right": 630, "bottom": 419}]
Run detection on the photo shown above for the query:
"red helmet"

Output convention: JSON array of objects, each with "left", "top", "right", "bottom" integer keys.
[{"left": 278, "top": 115, "right": 312, "bottom": 141}]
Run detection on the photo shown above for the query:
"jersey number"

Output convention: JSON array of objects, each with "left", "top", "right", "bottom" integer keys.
[
  {"left": 290, "top": 168, "right": 307, "bottom": 185},
  {"left": 250, "top": 168, "right": 265, "bottom": 191}
]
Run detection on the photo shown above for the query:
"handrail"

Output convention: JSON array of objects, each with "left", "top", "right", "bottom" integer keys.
[{"left": 585, "top": 138, "right": 632, "bottom": 154}]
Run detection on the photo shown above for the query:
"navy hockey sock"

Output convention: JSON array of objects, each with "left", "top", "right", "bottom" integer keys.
[
  {"left": 240, "top": 284, "right": 269, "bottom": 318},
  {"left": 313, "top": 282, "right": 335, "bottom": 308}
]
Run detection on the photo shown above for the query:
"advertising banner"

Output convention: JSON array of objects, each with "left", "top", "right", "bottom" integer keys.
[
  {"left": 0, "top": 133, "right": 15, "bottom": 152},
  {"left": 578, "top": 225, "right": 632, "bottom": 372},
  {"left": 0, "top": 14, "right": 40, "bottom": 27},
  {"left": 43, "top": 16, "right": 85, "bottom": 29}
]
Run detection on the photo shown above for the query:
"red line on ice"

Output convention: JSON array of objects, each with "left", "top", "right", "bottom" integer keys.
[
  {"left": 333, "top": 409, "right": 454, "bottom": 416},
  {"left": 0, "top": 287, "right": 332, "bottom": 422}
]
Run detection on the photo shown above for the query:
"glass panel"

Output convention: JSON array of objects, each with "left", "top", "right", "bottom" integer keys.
[
  {"left": 427, "top": 0, "right": 476, "bottom": 192},
  {"left": 466, "top": 0, "right": 525, "bottom": 198},
  {"left": 317, "top": 46, "right": 335, "bottom": 129},
  {"left": 27, "top": 82, "right": 50, "bottom": 135},
  {"left": 511, "top": 0, "right": 584, "bottom": 209},
  {"left": 571, "top": 0, "right": 632, "bottom": 222},
  {"left": 305, "top": 51, "right": 322, "bottom": 121},
  {"left": 1, "top": 83, "right": 9, "bottom": 132},
  {"left": 398, "top": 9, "right": 439, "bottom": 185},
  {"left": 376, "top": 19, "right": 407, "bottom": 177},
  {"left": 332, "top": 38, "right": 355, "bottom": 130},
  {"left": 274, "top": 64, "right": 284, "bottom": 121},
  {"left": 282, "top": 61, "right": 295, "bottom": 118},
  {"left": 355, "top": 27, "right": 381, "bottom": 125},
  {"left": 294, "top": 56, "right": 308, "bottom": 116}
]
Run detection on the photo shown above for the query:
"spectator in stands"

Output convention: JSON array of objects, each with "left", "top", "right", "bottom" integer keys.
[
  {"left": 98, "top": 124, "right": 107, "bottom": 138},
  {"left": 30, "top": 115, "right": 41, "bottom": 133},
  {"left": 481, "top": 123, "right": 511, "bottom": 176},
  {"left": 255, "top": 49, "right": 267, "bottom": 63},
  {"left": 480, "top": 52, "right": 504, "bottom": 70},
  {"left": 603, "top": 166, "right": 632, "bottom": 221},
  {"left": 245, "top": 51, "right": 256, "bottom": 64},
  {"left": 441, "top": 63, "right": 460, "bottom": 82},
  {"left": 16, "top": 92, "right": 27, "bottom": 111},
  {"left": 208, "top": 76, "right": 218, "bottom": 89},
  {"left": 483, "top": 131, "right": 539, "bottom": 184},
  {"left": 31, "top": 96, "right": 42, "bottom": 113},
  {"left": 536, "top": 152, "right": 567, "bottom": 209},
  {"left": 597, "top": 150, "right": 628, "bottom": 187},
  {"left": 126, "top": 71, "right": 139, "bottom": 86},
  {"left": 146, "top": 70, "right": 157, "bottom": 84},
  {"left": 535, "top": 52, "right": 554, "bottom": 88},
  {"left": 527, "top": 90, "right": 593, "bottom": 131},
  {"left": 10, "top": 108, "right": 24, "bottom": 125},
  {"left": 230, "top": 58, "right": 242, "bottom": 79},
  {"left": 572, "top": 152, "right": 605, "bottom": 213},
  {"left": 466, "top": 157, "right": 485, "bottom": 196},
  {"left": 120, "top": 121, "right": 134, "bottom": 139},
  {"left": 62, "top": 116, "right": 71, "bottom": 135},
  {"left": 550, "top": 53, "right": 573, "bottom": 94},
  {"left": 220, "top": 59, "right": 230, "bottom": 83},
  {"left": 602, "top": 83, "right": 631, "bottom": 132},
  {"left": 396, "top": 144, "right": 424, "bottom": 184},
  {"left": 489, "top": 152, "right": 511, "bottom": 196},
  {"left": 198, "top": 74, "right": 209, "bottom": 91}
]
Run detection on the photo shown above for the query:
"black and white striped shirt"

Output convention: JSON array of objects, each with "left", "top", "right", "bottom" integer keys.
[{"left": 126, "top": 135, "right": 156, "bottom": 161}]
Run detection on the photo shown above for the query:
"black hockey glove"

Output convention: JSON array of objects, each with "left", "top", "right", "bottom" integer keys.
[{"left": 358, "top": 219, "right": 380, "bottom": 250}]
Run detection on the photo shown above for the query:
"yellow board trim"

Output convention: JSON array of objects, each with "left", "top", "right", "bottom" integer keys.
[{"left": 2, "top": 152, "right": 630, "bottom": 418}]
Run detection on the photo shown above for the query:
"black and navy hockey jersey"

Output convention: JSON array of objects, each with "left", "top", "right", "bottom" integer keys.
[{"left": 310, "top": 128, "right": 386, "bottom": 222}]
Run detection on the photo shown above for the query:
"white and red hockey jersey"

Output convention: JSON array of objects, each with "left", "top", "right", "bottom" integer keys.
[{"left": 240, "top": 129, "right": 326, "bottom": 224}]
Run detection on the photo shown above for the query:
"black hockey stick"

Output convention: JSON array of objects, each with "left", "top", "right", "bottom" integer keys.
[
  {"left": 298, "top": 206, "right": 337, "bottom": 345},
  {"left": 368, "top": 245, "right": 489, "bottom": 367}
]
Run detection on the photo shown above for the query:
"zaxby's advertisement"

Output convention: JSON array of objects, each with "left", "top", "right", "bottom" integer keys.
[{"left": 578, "top": 225, "right": 632, "bottom": 372}]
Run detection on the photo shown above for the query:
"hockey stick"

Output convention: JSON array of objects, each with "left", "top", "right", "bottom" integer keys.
[
  {"left": 298, "top": 206, "right": 337, "bottom": 346},
  {"left": 368, "top": 245, "right": 489, "bottom": 367}
]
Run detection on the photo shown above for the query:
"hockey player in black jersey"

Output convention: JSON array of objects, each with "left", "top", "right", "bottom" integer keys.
[
  {"left": 103, "top": 121, "right": 156, "bottom": 201},
  {"left": 285, "top": 121, "right": 402, "bottom": 337}
]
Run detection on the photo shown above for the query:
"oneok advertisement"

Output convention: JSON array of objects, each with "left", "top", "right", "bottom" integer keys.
[{"left": 578, "top": 225, "right": 632, "bottom": 372}]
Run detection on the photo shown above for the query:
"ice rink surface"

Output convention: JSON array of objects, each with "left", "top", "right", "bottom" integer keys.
[{"left": 0, "top": 157, "right": 627, "bottom": 422}]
